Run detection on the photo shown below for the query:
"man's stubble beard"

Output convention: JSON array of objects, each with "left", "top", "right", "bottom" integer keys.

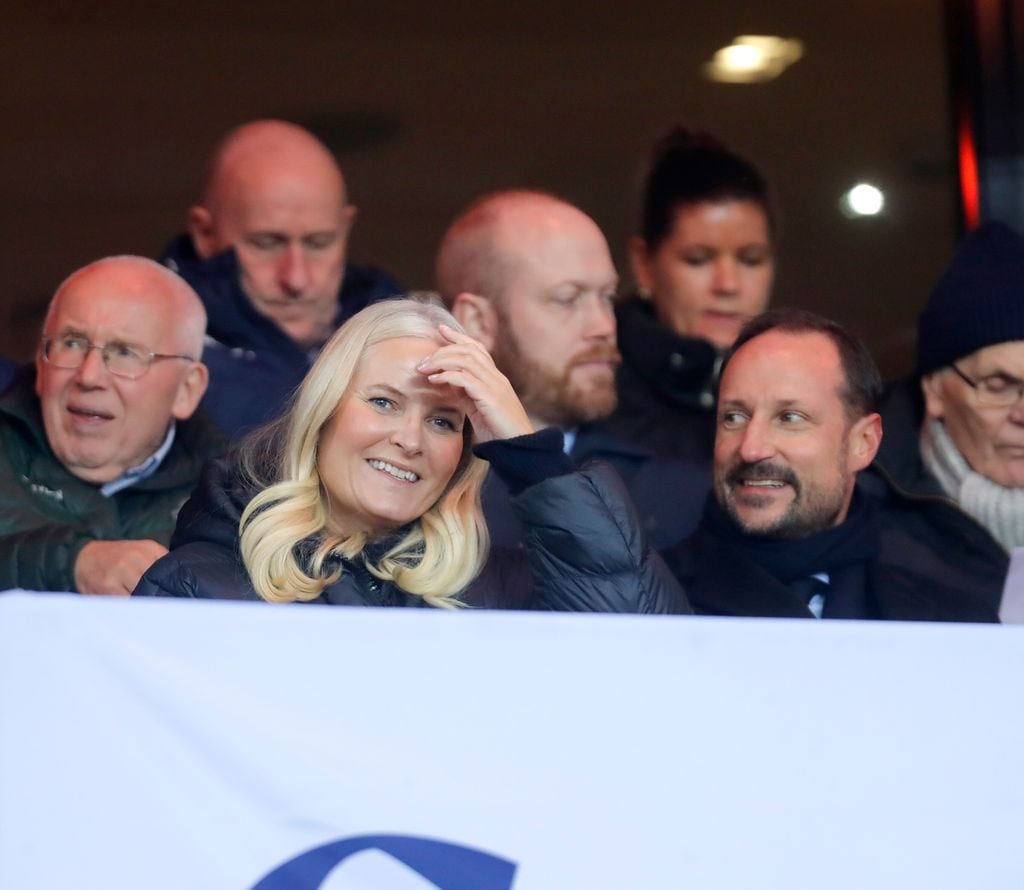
[
  {"left": 716, "top": 449, "right": 853, "bottom": 540},
  {"left": 490, "top": 321, "right": 619, "bottom": 429}
]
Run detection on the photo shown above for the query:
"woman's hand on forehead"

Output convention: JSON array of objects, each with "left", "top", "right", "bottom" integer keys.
[{"left": 416, "top": 325, "right": 533, "bottom": 444}]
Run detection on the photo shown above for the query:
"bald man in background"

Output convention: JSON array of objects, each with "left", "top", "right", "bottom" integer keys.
[
  {"left": 437, "top": 190, "right": 709, "bottom": 551},
  {"left": 162, "top": 119, "right": 400, "bottom": 438},
  {"left": 0, "top": 257, "right": 221, "bottom": 595}
]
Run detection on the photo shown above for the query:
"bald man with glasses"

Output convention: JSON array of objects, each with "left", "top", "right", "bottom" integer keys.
[
  {"left": 0, "top": 256, "right": 222, "bottom": 595},
  {"left": 861, "top": 221, "right": 1024, "bottom": 612}
]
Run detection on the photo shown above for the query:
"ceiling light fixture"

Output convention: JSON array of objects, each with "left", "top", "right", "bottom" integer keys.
[
  {"left": 840, "top": 183, "right": 886, "bottom": 217},
  {"left": 705, "top": 35, "right": 804, "bottom": 83}
]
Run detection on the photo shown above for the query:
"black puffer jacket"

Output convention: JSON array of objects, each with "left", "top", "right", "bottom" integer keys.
[
  {"left": 134, "top": 430, "right": 691, "bottom": 614},
  {"left": 481, "top": 423, "right": 711, "bottom": 554},
  {"left": 603, "top": 296, "right": 720, "bottom": 461},
  {"left": 858, "top": 379, "right": 1008, "bottom": 611}
]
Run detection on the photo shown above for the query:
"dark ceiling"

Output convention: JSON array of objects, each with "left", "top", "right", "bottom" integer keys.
[{"left": 1, "top": 0, "right": 951, "bottom": 377}]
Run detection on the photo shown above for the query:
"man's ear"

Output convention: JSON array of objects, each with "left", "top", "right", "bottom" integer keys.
[
  {"left": 451, "top": 292, "right": 498, "bottom": 352},
  {"left": 341, "top": 203, "right": 358, "bottom": 232},
  {"left": 921, "top": 372, "right": 947, "bottom": 421},
  {"left": 628, "top": 236, "right": 654, "bottom": 295},
  {"left": 848, "top": 411, "right": 883, "bottom": 472},
  {"left": 171, "top": 361, "right": 210, "bottom": 421},
  {"left": 337, "top": 204, "right": 358, "bottom": 250},
  {"left": 186, "top": 206, "right": 218, "bottom": 260}
]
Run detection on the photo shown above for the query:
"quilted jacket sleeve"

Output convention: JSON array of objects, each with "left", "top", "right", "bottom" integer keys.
[
  {"left": 133, "top": 541, "right": 258, "bottom": 600},
  {"left": 132, "top": 459, "right": 259, "bottom": 600},
  {"left": 512, "top": 461, "right": 692, "bottom": 614},
  {"left": 0, "top": 522, "right": 93, "bottom": 593}
]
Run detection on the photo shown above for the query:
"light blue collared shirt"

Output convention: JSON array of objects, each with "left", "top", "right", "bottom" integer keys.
[
  {"left": 100, "top": 423, "right": 177, "bottom": 498},
  {"left": 561, "top": 428, "right": 577, "bottom": 456},
  {"left": 807, "top": 572, "right": 831, "bottom": 619}
]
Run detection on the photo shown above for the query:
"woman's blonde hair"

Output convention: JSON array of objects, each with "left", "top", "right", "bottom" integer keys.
[{"left": 238, "top": 297, "right": 490, "bottom": 607}]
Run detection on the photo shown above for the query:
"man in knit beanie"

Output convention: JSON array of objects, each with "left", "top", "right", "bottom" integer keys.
[{"left": 861, "top": 221, "right": 1024, "bottom": 612}]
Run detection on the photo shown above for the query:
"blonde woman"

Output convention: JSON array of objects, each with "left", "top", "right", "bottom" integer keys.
[{"left": 135, "top": 298, "right": 686, "bottom": 612}]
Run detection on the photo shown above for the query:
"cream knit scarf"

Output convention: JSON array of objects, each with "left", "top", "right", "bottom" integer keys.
[{"left": 920, "top": 418, "right": 1022, "bottom": 553}]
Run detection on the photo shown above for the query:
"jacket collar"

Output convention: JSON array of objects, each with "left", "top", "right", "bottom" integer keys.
[
  {"left": 615, "top": 296, "right": 720, "bottom": 404},
  {"left": 683, "top": 529, "right": 813, "bottom": 618},
  {"left": 569, "top": 423, "right": 657, "bottom": 464},
  {"left": 873, "top": 378, "right": 945, "bottom": 495},
  {"left": 161, "top": 234, "right": 310, "bottom": 365}
]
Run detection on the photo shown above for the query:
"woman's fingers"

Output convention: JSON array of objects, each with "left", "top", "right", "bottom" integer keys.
[
  {"left": 420, "top": 326, "right": 532, "bottom": 442},
  {"left": 438, "top": 323, "right": 470, "bottom": 344},
  {"left": 418, "top": 330, "right": 495, "bottom": 376}
]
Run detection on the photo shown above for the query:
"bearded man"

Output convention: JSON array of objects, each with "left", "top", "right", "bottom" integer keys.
[
  {"left": 661, "top": 309, "right": 996, "bottom": 622},
  {"left": 436, "top": 190, "right": 707, "bottom": 552}
]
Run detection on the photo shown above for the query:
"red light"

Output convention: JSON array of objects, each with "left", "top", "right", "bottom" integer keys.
[{"left": 958, "top": 106, "right": 980, "bottom": 230}]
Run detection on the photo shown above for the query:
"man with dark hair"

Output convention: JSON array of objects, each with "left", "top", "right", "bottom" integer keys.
[
  {"left": 162, "top": 119, "right": 400, "bottom": 439},
  {"left": 435, "top": 189, "right": 708, "bottom": 551},
  {"left": 861, "top": 222, "right": 1023, "bottom": 610},
  {"left": 661, "top": 308, "right": 997, "bottom": 621},
  {"left": 730, "top": 309, "right": 883, "bottom": 421}
]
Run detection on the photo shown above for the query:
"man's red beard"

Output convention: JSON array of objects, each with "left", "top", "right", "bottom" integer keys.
[{"left": 492, "top": 334, "right": 621, "bottom": 428}]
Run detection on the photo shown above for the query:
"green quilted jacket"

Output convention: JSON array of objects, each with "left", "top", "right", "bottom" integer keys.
[{"left": 0, "top": 368, "right": 223, "bottom": 592}]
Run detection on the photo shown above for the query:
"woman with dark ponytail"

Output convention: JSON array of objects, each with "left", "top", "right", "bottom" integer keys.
[{"left": 606, "top": 129, "right": 776, "bottom": 460}]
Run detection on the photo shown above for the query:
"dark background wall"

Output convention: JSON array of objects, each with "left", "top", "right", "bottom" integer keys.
[{"left": 1, "top": 0, "right": 952, "bottom": 378}]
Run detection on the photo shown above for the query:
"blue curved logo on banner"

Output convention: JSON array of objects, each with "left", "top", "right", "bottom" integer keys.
[{"left": 252, "top": 833, "right": 517, "bottom": 889}]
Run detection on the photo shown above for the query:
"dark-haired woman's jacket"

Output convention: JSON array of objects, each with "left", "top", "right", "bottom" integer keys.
[
  {"left": 133, "top": 430, "right": 691, "bottom": 614},
  {"left": 603, "top": 296, "right": 720, "bottom": 461}
]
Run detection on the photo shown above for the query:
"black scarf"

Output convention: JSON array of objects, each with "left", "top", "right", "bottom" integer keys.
[{"left": 702, "top": 490, "right": 881, "bottom": 585}]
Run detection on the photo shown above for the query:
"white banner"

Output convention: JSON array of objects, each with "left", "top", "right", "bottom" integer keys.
[
  {"left": 1000, "top": 548, "right": 1024, "bottom": 623},
  {"left": 1, "top": 592, "right": 1022, "bottom": 889}
]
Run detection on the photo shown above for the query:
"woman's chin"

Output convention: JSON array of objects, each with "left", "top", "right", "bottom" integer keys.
[{"left": 696, "top": 314, "right": 744, "bottom": 350}]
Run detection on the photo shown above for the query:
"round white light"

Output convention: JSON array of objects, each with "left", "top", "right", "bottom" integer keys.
[{"left": 842, "top": 183, "right": 885, "bottom": 217}]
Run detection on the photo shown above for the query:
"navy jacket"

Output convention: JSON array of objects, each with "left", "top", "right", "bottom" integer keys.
[
  {"left": 0, "top": 358, "right": 17, "bottom": 395},
  {"left": 161, "top": 235, "right": 401, "bottom": 439},
  {"left": 481, "top": 424, "right": 710, "bottom": 553}
]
